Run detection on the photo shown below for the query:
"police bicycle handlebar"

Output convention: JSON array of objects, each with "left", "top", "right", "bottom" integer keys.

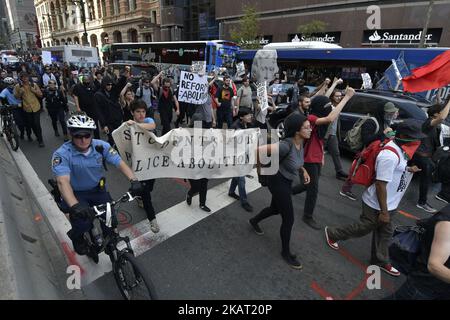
[{"left": 92, "top": 192, "right": 137, "bottom": 228}]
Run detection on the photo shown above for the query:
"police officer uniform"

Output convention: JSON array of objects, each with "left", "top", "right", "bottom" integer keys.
[{"left": 51, "top": 139, "right": 122, "bottom": 238}]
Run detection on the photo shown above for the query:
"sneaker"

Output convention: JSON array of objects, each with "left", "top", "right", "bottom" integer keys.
[
  {"left": 416, "top": 202, "right": 437, "bottom": 214},
  {"left": 435, "top": 193, "right": 449, "bottom": 204},
  {"left": 241, "top": 202, "right": 253, "bottom": 212},
  {"left": 228, "top": 192, "right": 240, "bottom": 200},
  {"left": 137, "top": 198, "right": 144, "bottom": 208},
  {"left": 248, "top": 218, "right": 264, "bottom": 235},
  {"left": 336, "top": 172, "right": 348, "bottom": 181},
  {"left": 325, "top": 226, "right": 339, "bottom": 250},
  {"left": 149, "top": 219, "right": 160, "bottom": 233},
  {"left": 339, "top": 190, "right": 357, "bottom": 201},
  {"left": 379, "top": 264, "right": 401, "bottom": 277},
  {"left": 281, "top": 252, "right": 303, "bottom": 270},
  {"left": 186, "top": 193, "right": 192, "bottom": 206},
  {"left": 200, "top": 205, "right": 211, "bottom": 213},
  {"left": 302, "top": 216, "right": 321, "bottom": 230}
]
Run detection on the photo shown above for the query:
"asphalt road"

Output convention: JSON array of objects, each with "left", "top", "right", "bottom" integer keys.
[{"left": 19, "top": 102, "right": 446, "bottom": 300}]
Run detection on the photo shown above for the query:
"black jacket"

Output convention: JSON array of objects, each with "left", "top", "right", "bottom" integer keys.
[
  {"left": 94, "top": 89, "right": 123, "bottom": 130},
  {"left": 44, "top": 88, "right": 68, "bottom": 112}
]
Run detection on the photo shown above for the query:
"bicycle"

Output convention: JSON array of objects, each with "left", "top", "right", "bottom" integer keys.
[
  {"left": 0, "top": 104, "right": 20, "bottom": 151},
  {"left": 48, "top": 180, "right": 158, "bottom": 300}
]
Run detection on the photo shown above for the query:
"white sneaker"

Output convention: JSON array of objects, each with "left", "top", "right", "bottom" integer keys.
[
  {"left": 416, "top": 202, "right": 437, "bottom": 214},
  {"left": 150, "top": 219, "right": 160, "bottom": 233}
]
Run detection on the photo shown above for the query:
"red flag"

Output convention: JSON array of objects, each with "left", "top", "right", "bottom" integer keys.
[{"left": 402, "top": 50, "right": 450, "bottom": 93}]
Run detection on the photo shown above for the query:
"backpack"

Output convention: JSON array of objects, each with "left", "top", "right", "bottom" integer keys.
[
  {"left": 349, "top": 139, "right": 400, "bottom": 187},
  {"left": 257, "top": 140, "right": 293, "bottom": 187},
  {"left": 344, "top": 115, "right": 379, "bottom": 151}
]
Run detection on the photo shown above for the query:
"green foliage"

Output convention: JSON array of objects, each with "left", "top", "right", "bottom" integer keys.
[
  {"left": 297, "top": 20, "right": 328, "bottom": 38},
  {"left": 229, "top": 5, "right": 261, "bottom": 49}
]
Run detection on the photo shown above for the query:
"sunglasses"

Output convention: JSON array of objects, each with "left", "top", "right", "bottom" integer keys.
[
  {"left": 106, "top": 83, "right": 113, "bottom": 86},
  {"left": 73, "top": 133, "right": 92, "bottom": 139}
]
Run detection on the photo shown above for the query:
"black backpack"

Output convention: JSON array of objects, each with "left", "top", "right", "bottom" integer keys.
[{"left": 257, "top": 140, "right": 293, "bottom": 187}]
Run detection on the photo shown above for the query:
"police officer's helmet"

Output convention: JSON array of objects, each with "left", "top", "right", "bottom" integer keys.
[
  {"left": 67, "top": 112, "right": 97, "bottom": 132},
  {"left": 3, "top": 77, "right": 15, "bottom": 85}
]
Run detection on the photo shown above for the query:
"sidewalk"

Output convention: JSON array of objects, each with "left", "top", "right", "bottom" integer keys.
[{"left": 0, "top": 137, "right": 84, "bottom": 299}]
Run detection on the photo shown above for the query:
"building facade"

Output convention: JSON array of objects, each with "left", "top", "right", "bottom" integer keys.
[
  {"left": 160, "top": 0, "right": 218, "bottom": 41},
  {"left": 216, "top": 0, "right": 450, "bottom": 48},
  {"left": 3, "top": 0, "right": 38, "bottom": 51},
  {"left": 34, "top": 0, "right": 161, "bottom": 62}
]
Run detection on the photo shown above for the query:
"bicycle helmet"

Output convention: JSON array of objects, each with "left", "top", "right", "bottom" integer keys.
[
  {"left": 3, "top": 77, "right": 15, "bottom": 85},
  {"left": 67, "top": 112, "right": 97, "bottom": 132}
]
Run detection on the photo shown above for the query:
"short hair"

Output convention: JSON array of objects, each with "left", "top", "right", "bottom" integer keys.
[
  {"left": 130, "top": 99, "right": 147, "bottom": 112},
  {"left": 95, "top": 71, "right": 103, "bottom": 77},
  {"left": 299, "top": 95, "right": 310, "bottom": 104},
  {"left": 223, "top": 75, "right": 230, "bottom": 80},
  {"left": 242, "top": 76, "right": 249, "bottom": 82},
  {"left": 19, "top": 72, "right": 29, "bottom": 79},
  {"left": 428, "top": 103, "right": 445, "bottom": 117},
  {"left": 163, "top": 78, "right": 171, "bottom": 84}
]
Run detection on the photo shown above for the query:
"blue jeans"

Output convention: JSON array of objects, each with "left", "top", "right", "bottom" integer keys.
[{"left": 229, "top": 176, "right": 248, "bottom": 204}]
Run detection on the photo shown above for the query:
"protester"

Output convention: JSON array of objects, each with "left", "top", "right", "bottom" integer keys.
[
  {"left": 93, "top": 71, "right": 103, "bottom": 92},
  {"left": 413, "top": 99, "right": 450, "bottom": 213},
  {"left": 43, "top": 79, "right": 69, "bottom": 141},
  {"left": 120, "top": 83, "right": 135, "bottom": 122},
  {"left": 325, "top": 119, "right": 425, "bottom": 277},
  {"left": 42, "top": 65, "right": 58, "bottom": 88},
  {"left": 236, "top": 76, "right": 254, "bottom": 112},
  {"left": 124, "top": 100, "right": 160, "bottom": 233},
  {"left": 14, "top": 72, "right": 45, "bottom": 147},
  {"left": 340, "top": 102, "right": 400, "bottom": 201},
  {"left": 157, "top": 78, "right": 180, "bottom": 135},
  {"left": 228, "top": 107, "right": 254, "bottom": 212},
  {"left": 249, "top": 112, "right": 311, "bottom": 269},
  {"left": 293, "top": 87, "right": 355, "bottom": 230},
  {"left": 296, "top": 95, "right": 311, "bottom": 116},
  {"left": 215, "top": 75, "right": 235, "bottom": 129},
  {"left": 385, "top": 205, "right": 450, "bottom": 299},
  {"left": 287, "top": 79, "right": 309, "bottom": 106}
]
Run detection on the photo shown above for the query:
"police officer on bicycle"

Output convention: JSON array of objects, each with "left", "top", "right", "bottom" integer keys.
[{"left": 51, "top": 112, "right": 143, "bottom": 256}]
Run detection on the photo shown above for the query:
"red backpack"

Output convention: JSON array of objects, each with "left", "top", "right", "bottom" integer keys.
[{"left": 349, "top": 139, "right": 400, "bottom": 187}]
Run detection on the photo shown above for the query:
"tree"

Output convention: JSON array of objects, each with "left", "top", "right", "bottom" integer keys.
[
  {"left": 297, "top": 20, "right": 328, "bottom": 39},
  {"left": 229, "top": 5, "right": 261, "bottom": 49}
]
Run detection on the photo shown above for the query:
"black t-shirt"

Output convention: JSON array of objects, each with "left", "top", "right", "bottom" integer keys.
[
  {"left": 72, "top": 83, "right": 98, "bottom": 118},
  {"left": 410, "top": 210, "right": 450, "bottom": 297},
  {"left": 216, "top": 86, "right": 234, "bottom": 110},
  {"left": 418, "top": 118, "right": 440, "bottom": 155}
]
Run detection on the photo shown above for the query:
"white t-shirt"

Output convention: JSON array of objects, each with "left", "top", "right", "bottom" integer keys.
[{"left": 362, "top": 141, "right": 413, "bottom": 211}]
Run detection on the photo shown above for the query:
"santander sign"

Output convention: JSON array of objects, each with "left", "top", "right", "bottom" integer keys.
[{"left": 368, "top": 30, "right": 433, "bottom": 42}]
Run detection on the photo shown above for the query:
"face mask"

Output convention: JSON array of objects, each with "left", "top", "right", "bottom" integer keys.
[
  {"left": 395, "top": 138, "right": 421, "bottom": 160},
  {"left": 384, "top": 114, "right": 395, "bottom": 125}
]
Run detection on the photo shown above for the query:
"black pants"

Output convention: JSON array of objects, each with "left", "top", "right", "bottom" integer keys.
[
  {"left": 24, "top": 111, "right": 43, "bottom": 143},
  {"left": 159, "top": 108, "right": 173, "bottom": 136},
  {"left": 188, "top": 178, "right": 208, "bottom": 206},
  {"left": 141, "top": 179, "right": 156, "bottom": 221},
  {"left": 303, "top": 163, "right": 321, "bottom": 218},
  {"left": 412, "top": 154, "right": 434, "bottom": 204},
  {"left": 175, "top": 102, "right": 187, "bottom": 128},
  {"left": 251, "top": 172, "right": 294, "bottom": 255},
  {"left": 12, "top": 108, "right": 25, "bottom": 136},
  {"left": 48, "top": 109, "right": 67, "bottom": 135},
  {"left": 217, "top": 107, "right": 232, "bottom": 129}
]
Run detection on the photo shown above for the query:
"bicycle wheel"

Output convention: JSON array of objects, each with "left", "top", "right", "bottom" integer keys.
[
  {"left": 113, "top": 251, "right": 158, "bottom": 300},
  {"left": 7, "top": 124, "right": 19, "bottom": 151}
]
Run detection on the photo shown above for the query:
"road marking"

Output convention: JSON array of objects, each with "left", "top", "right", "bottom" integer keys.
[{"left": 397, "top": 209, "right": 419, "bottom": 220}]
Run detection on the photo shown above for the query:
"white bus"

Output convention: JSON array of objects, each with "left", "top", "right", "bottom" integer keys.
[{"left": 44, "top": 45, "right": 100, "bottom": 67}]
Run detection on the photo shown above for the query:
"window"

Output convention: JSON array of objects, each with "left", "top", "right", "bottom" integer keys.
[
  {"left": 129, "top": 0, "right": 136, "bottom": 11},
  {"left": 101, "top": 0, "right": 106, "bottom": 17},
  {"left": 151, "top": 10, "right": 157, "bottom": 23},
  {"left": 114, "top": 0, "right": 120, "bottom": 15},
  {"left": 342, "top": 96, "right": 383, "bottom": 116}
]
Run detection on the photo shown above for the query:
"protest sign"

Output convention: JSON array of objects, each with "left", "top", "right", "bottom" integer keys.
[
  {"left": 256, "top": 82, "right": 269, "bottom": 111},
  {"left": 361, "top": 73, "right": 373, "bottom": 89},
  {"left": 178, "top": 71, "right": 209, "bottom": 105},
  {"left": 236, "top": 61, "right": 245, "bottom": 76},
  {"left": 42, "top": 51, "right": 52, "bottom": 65},
  {"left": 271, "top": 84, "right": 283, "bottom": 95},
  {"left": 112, "top": 124, "right": 260, "bottom": 180},
  {"left": 191, "top": 61, "right": 206, "bottom": 74}
]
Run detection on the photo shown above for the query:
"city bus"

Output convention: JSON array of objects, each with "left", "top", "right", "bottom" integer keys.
[
  {"left": 109, "top": 40, "right": 239, "bottom": 82},
  {"left": 237, "top": 46, "right": 450, "bottom": 100},
  {"left": 44, "top": 45, "right": 100, "bottom": 68}
]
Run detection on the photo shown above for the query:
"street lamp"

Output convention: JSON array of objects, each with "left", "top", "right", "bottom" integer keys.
[{"left": 71, "top": 0, "right": 89, "bottom": 46}]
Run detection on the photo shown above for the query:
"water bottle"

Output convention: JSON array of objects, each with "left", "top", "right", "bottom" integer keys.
[{"left": 91, "top": 218, "right": 103, "bottom": 247}]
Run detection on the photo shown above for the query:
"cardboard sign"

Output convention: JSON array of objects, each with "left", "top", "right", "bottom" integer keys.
[
  {"left": 236, "top": 61, "right": 245, "bottom": 76},
  {"left": 42, "top": 51, "right": 52, "bottom": 65},
  {"left": 191, "top": 61, "right": 206, "bottom": 74},
  {"left": 361, "top": 73, "right": 373, "bottom": 89},
  {"left": 178, "top": 71, "right": 209, "bottom": 105},
  {"left": 256, "top": 82, "right": 269, "bottom": 111}
]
